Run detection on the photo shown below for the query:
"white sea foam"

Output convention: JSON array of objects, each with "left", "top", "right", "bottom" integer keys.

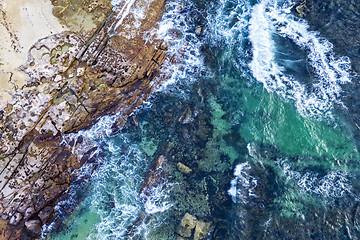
[
  {"left": 43, "top": 0, "right": 206, "bottom": 238},
  {"left": 153, "top": 0, "right": 207, "bottom": 95},
  {"left": 297, "top": 171, "right": 351, "bottom": 198},
  {"left": 208, "top": 0, "right": 252, "bottom": 72},
  {"left": 59, "top": 120, "right": 172, "bottom": 239},
  {"left": 142, "top": 182, "right": 173, "bottom": 214},
  {"left": 44, "top": 110, "right": 170, "bottom": 239},
  {"left": 45, "top": 1, "right": 202, "bottom": 237},
  {"left": 228, "top": 162, "right": 258, "bottom": 203},
  {"left": 88, "top": 140, "right": 172, "bottom": 239},
  {"left": 277, "top": 160, "right": 352, "bottom": 198},
  {"left": 248, "top": 0, "right": 353, "bottom": 119},
  {"left": 210, "top": 0, "right": 250, "bottom": 42},
  {"left": 87, "top": 139, "right": 146, "bottom": 239}
]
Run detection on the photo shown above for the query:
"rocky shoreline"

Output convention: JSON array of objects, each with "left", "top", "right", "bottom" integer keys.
[
  {"left": 0, "top": 0, "right": 168, "bottom": 238},
  {"left": 3, "top": 0, "right": 360, "bottom": 239}
]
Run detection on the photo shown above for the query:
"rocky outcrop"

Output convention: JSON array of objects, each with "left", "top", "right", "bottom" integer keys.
[
  {"left": 0, "top": 0, "right": 168, "bottom": 238},
  {"left": 177, "top": 213, "right": 197, "bottom": 237},
  {"left": 176, "top": 213, "right": 212, "bottom": 240}
]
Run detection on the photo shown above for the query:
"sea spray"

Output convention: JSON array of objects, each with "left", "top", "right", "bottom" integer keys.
[
  {"left": 207, "top": 0, "right": 252, "bottom": 74},
  {"left": 249, "top": 0, "right": 353, "bottom": 119},
  {"left": 47, "top": 0, "right": 206, "bottom": 238},
  {"left": 154, "top": 0, "right": 207, "bottom": 94},
  {"left": 277, "top": 159, "right": 352, "bottom": 199},
  {"left": 46, "top": 0, "right": 360, "bottom": 238},
  {"left": 228, "top": 162, "right": 258, "bottom": 203}
]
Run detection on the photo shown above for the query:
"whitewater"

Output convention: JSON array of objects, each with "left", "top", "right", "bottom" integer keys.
[{"left": 47, "top": 0, "right": 360, "bottom": 239}]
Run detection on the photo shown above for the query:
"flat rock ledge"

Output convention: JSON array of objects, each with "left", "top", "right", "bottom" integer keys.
[{"left": 0, "top": 0, "right": 168, "bottom": 238}]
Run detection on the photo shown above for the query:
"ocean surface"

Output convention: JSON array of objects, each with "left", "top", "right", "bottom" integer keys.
[{"left": 46, "top": 0, "right": 360, "bottom": 239}]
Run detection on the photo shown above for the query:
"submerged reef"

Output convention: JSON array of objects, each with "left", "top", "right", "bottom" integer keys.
[
  {"left": 0, "top": 0, "right": 167, "bottom": 238},
  {"left": 2, "top": 0, "right": 360, "bottom": 239}
]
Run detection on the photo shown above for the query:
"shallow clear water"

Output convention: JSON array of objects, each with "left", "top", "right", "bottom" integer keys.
[{"left": 48, "top": 0, "right": 360, "bottom": 239}]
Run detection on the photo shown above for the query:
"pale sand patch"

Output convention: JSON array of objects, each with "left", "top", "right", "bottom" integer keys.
[
  {"left": 0, "top": 0, "right": 68, "bottom": 107},
  {"left": 61, "top": 8, "right": 97, "bottom": 33}
]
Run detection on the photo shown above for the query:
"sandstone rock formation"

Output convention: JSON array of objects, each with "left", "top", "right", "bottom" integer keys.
[
  {"left": 177, "top": 213, "right": 197, "bottom": 238},
  {"left": 176, "top": 212, "right": 212, "bottom": 240},
  {"left": 0, "top": 0, "right": 168, "bottom": 238},
  {"left": 177, "top": 162, "right": 192, "bottom": 174}
]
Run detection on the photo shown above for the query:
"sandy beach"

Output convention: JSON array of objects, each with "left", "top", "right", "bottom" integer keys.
[{"left": 0, "top": 0, "right": 67, "bottom": 106}]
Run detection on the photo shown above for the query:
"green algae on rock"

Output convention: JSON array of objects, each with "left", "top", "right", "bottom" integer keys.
[{"left": 50, "top": 0, "right": 113, "bottom": 34}]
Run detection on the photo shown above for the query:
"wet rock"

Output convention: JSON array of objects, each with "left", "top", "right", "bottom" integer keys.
[
  {"left": 195, "top": 27, "right": 202, "bottom": 35},
  {"left": 194, "top": 221, "right": 211, "bottom": 240},
  {"left": 9, "top": 212, "right": 22, "bottom": 225},
  {"left": 111, "top": 116, "right": 128, "bottom": 132},
  {"left": 24, "top": 207, "right": 35, "bottom": 220},
  {"left": 177, "top": 213, "right": 197, "bottom": 237},
  {"left": 178, "top": 108, "right": 193, "bottom": 124},
  {"left": 140, "top": 155, "right": 166, "bottom": 196},
  {"left": 160, "top": 41, "right": 169, "bottom": 51},
  {"left": 176, "top": 236, "right": 187, "bottom": 240},
  {"left": 38, "top": 206, "right": 54, "bottom": 223},
  {"left": 0, "top": 0, "right": 169, "bottom": 237},
  {"left": 177, "top": 162, "right": 192, "bottom": 174},
  {"left": 25, "top": 220, "right": 41, "bottom": 235}
]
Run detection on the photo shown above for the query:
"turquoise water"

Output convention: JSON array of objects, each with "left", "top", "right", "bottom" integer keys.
[{"left": 47, "top": 0, "right": 360, "bottom": 239}]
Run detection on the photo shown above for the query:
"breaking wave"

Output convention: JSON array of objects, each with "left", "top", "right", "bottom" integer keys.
[
  {"left": 249, "top": 0, "right": 353, "bottom": 119},
  {"left": 46, "top": 0, "right": 201, "bottom": 238},
  {"left": 228, "top": 161, "right": 258, "bottom": 204},
  {"left": 277, "top": 159, "right": 352, "bottom": 199},
  {"left": 154, "top": 0, "right": 207, "bottom": 94}
]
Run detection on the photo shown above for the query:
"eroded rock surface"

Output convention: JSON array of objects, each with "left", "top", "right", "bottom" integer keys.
[
  {"left": 0, "top": 0, "right": 167, "bottom": 238},
  {"left": 176, "top": 213, "right": 212, "bottom": 240}
]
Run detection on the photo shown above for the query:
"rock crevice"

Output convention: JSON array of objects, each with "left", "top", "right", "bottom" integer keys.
[{"left": 0, "top": 0, "right": 167, "bottom": 238}]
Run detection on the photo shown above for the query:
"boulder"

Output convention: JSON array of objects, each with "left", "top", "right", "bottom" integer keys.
[
  {"left": 38, "top": 206, "right": 54, "bottom": 223},
  {"left": 9, "top": 212, "right": 22, "bottom": 225},
  {"left": 177, "top": 162, "right": 192, "bottom": 174},
  {"left": 194, "top": 221, "right": 211, "bottom": 240},
  {"left": 25, "top": 220, "right": 42, "bottom": 235},
  {"left": 24, "top": 207, "right": 35, "bottom": 220},
  {"left": 177, "top": 213, "right": 197, "bottom": 238}
]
